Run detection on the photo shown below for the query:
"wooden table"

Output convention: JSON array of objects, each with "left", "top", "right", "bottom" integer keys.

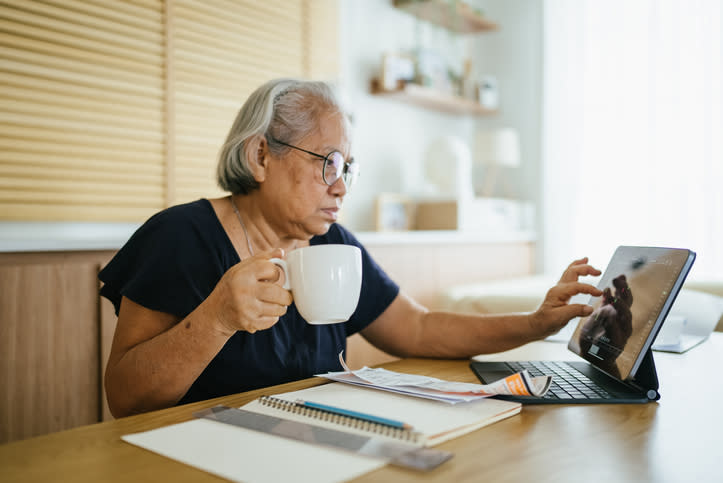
[{"left": 2, "top": 333, "right": 722, "bottom": 483}]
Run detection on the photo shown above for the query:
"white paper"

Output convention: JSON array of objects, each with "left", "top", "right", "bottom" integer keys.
[{"left": 122, "top": 418, "right": 384, "bottom": 483}]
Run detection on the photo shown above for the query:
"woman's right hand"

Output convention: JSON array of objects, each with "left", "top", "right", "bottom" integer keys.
[
  {"left": 528, "top": 257, "right": 603, "bottom": 338},
  {"left": 208, "top": 248, "right": 293, "bottom": 335}
]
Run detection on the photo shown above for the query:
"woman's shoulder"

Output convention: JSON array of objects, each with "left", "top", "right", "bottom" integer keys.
[
  {"left": 147, "top": 199, "right": 214, "bottom": 225},
  {"left": 124, "top": 199, "right": 222, "bottom": 251},
  {"left": 141, "top": 199, "right": 216, "bottom": 233}
]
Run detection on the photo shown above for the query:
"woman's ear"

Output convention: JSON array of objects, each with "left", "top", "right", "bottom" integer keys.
[{"left": 244, "top": 135, "right": 268, "bottom": 182}]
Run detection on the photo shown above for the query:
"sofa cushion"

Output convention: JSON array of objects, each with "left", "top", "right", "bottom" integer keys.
[{"left": 439, "top": 276, "right": 723, "bottom": 332}]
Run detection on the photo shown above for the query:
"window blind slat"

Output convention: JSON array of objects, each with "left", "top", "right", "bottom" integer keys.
[
  {"left": 0, "top": 17, "right": 161, "bottom": 65},
  {"left": 1, "top": 71, "right": 164, "bottom": 109},
  {"left": 176, "top": 0, "right": 301, "bottom": 34},
  {"left": 1, "top": 153, "right": 164, "bottom": 177},
  {"left": 1, "top": 58, "right": 164, "bottom": 97},
  {"left": 199, "top": 0, "right": 302, "bottom": 23},
  {"left": 0, "top": 184, "right": 162, "bottom": 203},
  {"left": 172, "top": 18, "right": 301, "bottom": 60},
  {"left": 0, "top": 31, "right": 163, "bottom": 77},
  {"left": 3, "top": 99, "right": 163, "bottom": 133},
  {"left": 1, "top": 113, "right": 163, "bottom": 143},
  {"left": 175, "top": 39, "right": 302, "bottom": 70},
  {"left": 0, "top": 204, "right": 163, "bottom": 222},
  {"left": 0, "top": 139, "right": 164, "bottom": 160},
  {"left": 0, "top": 5, "right": 163, "bottom": 54},
  {"left": 0, "top": 164, "right": 163, "bottom": 187},
  {"left": 174, "top": 65, "right": 299, "bottom": 98},
  {"left": 41, "top": 0, "right": 162, "bottom": 32},
  {"left": 3, "top": 85, "right": 163, "bottom": 123},
  {"left": 0, "top": 125, "right": 162, "bottom": 151}
]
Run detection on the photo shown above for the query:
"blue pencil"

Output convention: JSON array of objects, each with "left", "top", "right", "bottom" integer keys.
[{"left": 295, "top": 399, "right": 412, "bottom": 430}]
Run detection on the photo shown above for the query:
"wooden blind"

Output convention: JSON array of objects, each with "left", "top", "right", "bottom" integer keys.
[
  {"left": 304, "top": 0, "right": 340, "bottom": 81},
  {"left": 0, "top": 0, "right": 166, "bottom": 221},
  {"left": 170, "top": 0, "right": 306, "bottom": 205},
  {"left": 0, "top": 0, "right": 339, "bottom": 221}
]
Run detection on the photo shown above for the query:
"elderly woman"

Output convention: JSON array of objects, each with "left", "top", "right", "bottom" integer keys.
[{"left": 100, "top": 78, "right": 602, "bottom": 418}]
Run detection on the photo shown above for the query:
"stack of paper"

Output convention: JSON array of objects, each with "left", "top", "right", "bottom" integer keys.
[{"left": 317, "top": 355, "right": 551, "bottom": 403}]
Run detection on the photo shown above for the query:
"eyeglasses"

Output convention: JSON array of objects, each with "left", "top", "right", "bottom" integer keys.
[{"left": 270, "top": 137, "right": 359, "bottom": 190}]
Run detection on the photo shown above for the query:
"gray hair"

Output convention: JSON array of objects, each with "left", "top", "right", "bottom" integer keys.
[{"left": 217, "top": 78, "right": 347, "bottom": 194}]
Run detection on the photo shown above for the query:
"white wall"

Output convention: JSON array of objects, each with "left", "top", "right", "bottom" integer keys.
[
  {"left": 339, "top": 0, "right": 543, "bottom": 254},
  {"left": 339, "top": 0, "right": 472, "bottom": 231}
]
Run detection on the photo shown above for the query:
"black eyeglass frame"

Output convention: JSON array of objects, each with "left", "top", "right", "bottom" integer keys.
[{"left": 269, "top": 137, "right": 358, "bottom": 188}]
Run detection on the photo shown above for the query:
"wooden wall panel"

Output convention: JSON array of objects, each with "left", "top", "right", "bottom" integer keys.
[{"left": 0, "top": 260, "right": 100, "bottom": 443}]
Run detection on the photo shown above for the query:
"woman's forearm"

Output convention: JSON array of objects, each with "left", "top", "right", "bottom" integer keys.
[
  {"left": 409, "top": 310, "right": 536, "bottom": 358},
  {"left": 105, "top": 300, "right": 231, "bottom": 417}
]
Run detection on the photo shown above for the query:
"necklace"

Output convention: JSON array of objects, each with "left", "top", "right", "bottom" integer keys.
[{"left": 230, "top": 196, "right": 254, "bottom": 256}]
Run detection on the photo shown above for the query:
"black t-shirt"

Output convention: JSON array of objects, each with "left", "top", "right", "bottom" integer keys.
[{"left": 99, "top": 199, "right": 399, "bottom": 404}]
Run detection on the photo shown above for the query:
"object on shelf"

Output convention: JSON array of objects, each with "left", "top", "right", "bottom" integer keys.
[
  {"left": 475, "top": 127, "right": 520, "bottom": 197},
  {"left": 477, "top": 75, "right": 499, "bottom": 109},
  {"left": 370, "top": 79, "right": 497, "bottom": 115},
  {"left": 375, "top": 193, "right": 415, "bottom": 232},
  {"left": 415, "top": 48, "right": 451, "bottom": 93},
  {"left": 423, "top": 135, "right": 473, "bottom": 200},
  {"left": 381, "top": 52, "right": 416, "bottom": 90},
  {"left": 461, "top": 59, "right": 477, "bottom": 100},
  {"left": 393, "top": 0, "right": 498, "bottom": 33},
  {"left": 414, "top": 197, "right": 529, "bottom": 232}
]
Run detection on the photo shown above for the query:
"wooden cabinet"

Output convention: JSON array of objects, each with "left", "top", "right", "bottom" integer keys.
[{"left": 0, "top": 251, "right": 115, "bottom": 444}]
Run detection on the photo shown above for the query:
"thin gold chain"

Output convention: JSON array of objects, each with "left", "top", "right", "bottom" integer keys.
[{"left": 230, "top": 196, "right": 254, "bottom": 256}]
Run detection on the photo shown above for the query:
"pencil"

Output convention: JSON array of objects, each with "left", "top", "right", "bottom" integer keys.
[{"left": 295, "top": 399, "right": 412, "bottom": 430}]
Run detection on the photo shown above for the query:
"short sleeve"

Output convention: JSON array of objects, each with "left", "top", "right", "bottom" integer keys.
[{"left": 99, "top": 200, "right": 235, "bottom": 318}]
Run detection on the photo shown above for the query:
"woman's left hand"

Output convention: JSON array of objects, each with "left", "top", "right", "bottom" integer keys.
[{"left": 528, "top": 257, "right": 604, "bottom": 338}]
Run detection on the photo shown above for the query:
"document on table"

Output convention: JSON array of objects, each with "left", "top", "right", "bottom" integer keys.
[{"left": 316, "top": 353, "right": 551, "bottom": 403}]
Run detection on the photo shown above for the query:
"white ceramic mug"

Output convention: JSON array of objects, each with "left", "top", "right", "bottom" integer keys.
[{"left": 271, "top": 244, "right": 362, "bottom": 325}]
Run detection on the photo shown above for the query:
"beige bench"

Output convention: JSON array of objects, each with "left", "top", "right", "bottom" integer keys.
[{"left": 438, "top": 276, "right": 723, "bottom": 332}]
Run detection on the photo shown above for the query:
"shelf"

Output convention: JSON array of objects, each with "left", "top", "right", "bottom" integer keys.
[
  {"left": 370, "top": 79, "right": 497, "bottom": 116},
  {"left": 393, "top": 0, "right": 498, "bottom": 33}
]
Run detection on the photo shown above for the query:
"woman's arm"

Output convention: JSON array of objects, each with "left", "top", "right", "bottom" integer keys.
[
  {"left": 105, "top": 250, "right": 292, "bottom": 417},
  {"left": 361, "top": 258, "right": 604, "bottom": 359},
  {"left": 105, "top": 296, "right": 230, "bottom": 417}
]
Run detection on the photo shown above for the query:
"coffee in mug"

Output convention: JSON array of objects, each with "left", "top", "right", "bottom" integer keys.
[{"left": 271, "top": 244, "right": 362, "bottom": 325}]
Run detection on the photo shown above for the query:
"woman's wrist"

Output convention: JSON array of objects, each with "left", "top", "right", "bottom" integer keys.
[{"left": 194, "top": 289, "right": 237, "bottom": 339}]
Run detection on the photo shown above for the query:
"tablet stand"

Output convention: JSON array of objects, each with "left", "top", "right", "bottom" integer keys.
[{"left": 631, "top": 348, "right": 660, "bottom": 401}]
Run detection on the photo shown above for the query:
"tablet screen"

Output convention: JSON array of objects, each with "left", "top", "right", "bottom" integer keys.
[{"left": 568, "top": 246, "right": 695, "bottom": 381}]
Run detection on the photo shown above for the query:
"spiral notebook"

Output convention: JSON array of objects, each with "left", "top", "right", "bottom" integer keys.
[
  {"left": 122, "top": 382, "right": 520, "bottom": 483},
  {"left": 242, "top": 382, "right": 521, "bottom": 447}
]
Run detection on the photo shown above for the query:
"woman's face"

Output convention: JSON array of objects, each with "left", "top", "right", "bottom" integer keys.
[{"left": 261, "top": 110, "right": 352, "bottom": 240}]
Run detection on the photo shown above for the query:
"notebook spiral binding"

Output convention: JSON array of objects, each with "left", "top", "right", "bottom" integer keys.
[{"left": 259, "top": 395, "right": 423, "bottom": 444}]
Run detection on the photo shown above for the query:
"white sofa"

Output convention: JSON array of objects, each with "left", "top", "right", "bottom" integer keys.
[{"left": 438, "top": 276, "right": 723, "bottom": 333}]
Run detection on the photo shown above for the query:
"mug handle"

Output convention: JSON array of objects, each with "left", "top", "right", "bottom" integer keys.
[{"left": 269, "top": 258, "right": 291, "bottom": 290}]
